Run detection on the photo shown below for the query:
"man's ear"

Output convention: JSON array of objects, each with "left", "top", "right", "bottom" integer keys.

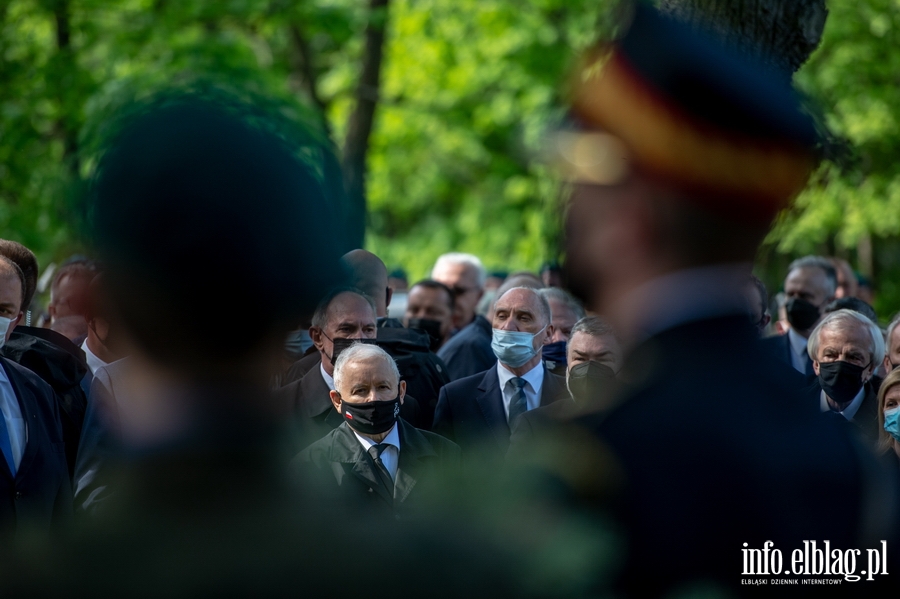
[
  {"left": 542, "top": 324, "right": 555, "bottom": 345},
  {"left": 329, "top": 390, "right": 342, "bottom": 412},
  {"left": 812, "top": 360, "right": 820, "bottom": 376},
  {"left": 385, "top": 287, "right": 393, "bottom": 313},
  {"left": 398, "top": 380, "right": 406, "bottom": 404},
  {"left": 310, "top": 327, "right": 325, "bottom": 351}
]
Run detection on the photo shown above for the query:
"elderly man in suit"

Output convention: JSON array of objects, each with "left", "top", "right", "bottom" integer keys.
[
  {"left": 276, "top": 288, "right": 421, "bottom": 447},
  {"left": 0, "top": 255, "right": 71, "bottom": 534},
  {"left": 808, "top": 309, "right": 884, "bottom": 447},
  {"left": 432, "top": 286, "right": 569, "bottom": 460},
  {"left": 291, "top": 343, "right": 458, "bottom": 518}
]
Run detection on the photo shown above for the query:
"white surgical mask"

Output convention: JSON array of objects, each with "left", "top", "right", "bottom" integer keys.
[
  {"left": 491, "top": 326, "right": 546, "bottom": 368},
  {"left": 0, "top": 315, "right": 16, "bottom": 350}
]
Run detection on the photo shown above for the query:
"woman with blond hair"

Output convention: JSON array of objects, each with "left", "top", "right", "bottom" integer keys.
[{"left": 877, "top": 367, "right": 900, "bottom": 463}]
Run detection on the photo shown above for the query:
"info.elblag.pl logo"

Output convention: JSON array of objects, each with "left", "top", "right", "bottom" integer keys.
[{"left": 741, "top": 541, "right": 889, "bottom": 586}]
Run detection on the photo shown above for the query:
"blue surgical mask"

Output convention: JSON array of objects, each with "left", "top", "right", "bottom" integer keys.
[
  {"left": 0, "top": 315, "right": 15, "bottom": 350},
  {"left": 884, "top": 407, "right": 900, "bottom": 443},
  {"left": 285, "top": 330, "right": 314, "bottom": 357},
  {"left": 491, "top": 326, "right": 546, "bottom": 368}
]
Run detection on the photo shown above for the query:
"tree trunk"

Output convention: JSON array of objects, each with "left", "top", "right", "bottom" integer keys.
[
  {"left": 658, "top": 0, "right": 828, "bottom": 75},
  {"left": 342, "top": 0, "right": 390, "bottom": 248},
  {"left": 52, "top": 0, "right": 80, "bottom": 178}
]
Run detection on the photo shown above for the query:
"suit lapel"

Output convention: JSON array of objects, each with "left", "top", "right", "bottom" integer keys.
[
  {"left": 394, "top": 419, "right": 438, "bottom": 504},
  {"left": 329, "top": 423, "right": 393, "bottom": 506},
  {"left": 539, "top": 368, "right": 568, "bottom": 406},
  {"left": 299, "top": 369, "right": 336, "bottom": 420},
  {"left": 1, "top": 359, "right": 36, "bottom": 480},
  {"left": 475, "top": 367, "right": 511, "bottom": 449}
]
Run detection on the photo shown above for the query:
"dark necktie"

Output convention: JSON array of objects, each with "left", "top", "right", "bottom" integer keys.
[
  {"left": 0, "top": 418, "right": 16, "bottom": 477},
  {"left": 508, "top": 377, "right": 528, "bottom": 426},
  {"left": 367, "top": 443, "right": 394, "bottom": 495}
]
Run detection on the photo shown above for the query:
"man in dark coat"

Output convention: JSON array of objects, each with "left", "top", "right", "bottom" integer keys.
[
  {"left": 433, "top": 287, "right": 569, "bottom": 460},
  {"left": 0, "top": 255, "right": 71, "bottom": 534},
  {"left": 292, "top": 343, "right": 458, "bottom": 518},
  {"left": 554, "top": 4, "right": 898, "bottom": 596}
]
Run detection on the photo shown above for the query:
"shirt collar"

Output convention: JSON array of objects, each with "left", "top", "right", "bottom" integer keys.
[
  {"left": 787, "top": 327, "right": 810, "bottom": 358},
  {"left": 351, "top": 421, "right": 401, "bottom": 452},
  {"left": 320, "top": 362, "right": 335, "bottom": 391},
  {"left": 81, "top": 339, "right": 108, "bottom": 376},
  {"left": 820, "top": 385, "right": 867, "bottom": 421},
  {"left": 497, "top": 359, "right": 544, "bottom": 392}
]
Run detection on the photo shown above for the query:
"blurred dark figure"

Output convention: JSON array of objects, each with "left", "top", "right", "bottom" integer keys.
[
  {"left": 824, "top": 296, "right": 878, "bottom": 324},
  {"left": 744, "top": 275, "right": 771, "bottom": 337},
  {"left": 341, "top": 250, "right": 450, "bottom": 426},
  {"left": 0, "top": 241, "right": 90, "bottom": 478},
  {"left": 276, "top": 288, "right": 423, "bottom": 445},
  {"left": 539, "top": 261, "right": 563, "bottom": 288},
  {"left": 47, "top": 258, "right": 97, "bottom": 343},
  {"left": 807, "top": 309, "right": 884, "bottom": 447},
  {"left": 831, "top": 257, "right": 859, "bottom": 299},
  {"left": 857, "top": 273, "right": 876, "bottom": 305},
  {"left": 558, "top": 4, "right": 896, "bottom": 596},
  {"left": 538, "top": 287, "right": 585, "bottom": 375},
  {"left": 290, "top": 343, "right": 458, "bottom": 518},
  {"left": 433, "top": 287, "right": 568, "bottom": 462},
  {"left": 0, "top": 255, "right": 71, "bottom": 535},
  {"left": 761, "top": 256, "right": 836, "bottom": 379}
]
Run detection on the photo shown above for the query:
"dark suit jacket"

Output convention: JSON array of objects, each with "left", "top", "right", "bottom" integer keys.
[
  {"left": 572, "top": 315, "right": 894, "bottom": 596},
  {"left": 275, "top": 367, "right": 422, "bottom": 450},
  {"left": 810, "top": 378, "right": 881, "bottom": 449},
  {"left": 761, "top": 332, "right": 817, "bottom": 380},
  {"left": 432, "top": 364, "right": 569, "bottom": 459},
  {"left": 291, "top": 418, "right": 459, "bottom": 518},
  {"left": 0, "top": 357, "right": 72, "bottom": 533},
  {"left": 436, "top": 314, "right": 496, "bottom": 381}
]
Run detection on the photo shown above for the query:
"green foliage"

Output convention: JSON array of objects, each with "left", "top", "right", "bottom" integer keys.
[{"left": 767, "top": 0, "right": 900, "bottom": 314}]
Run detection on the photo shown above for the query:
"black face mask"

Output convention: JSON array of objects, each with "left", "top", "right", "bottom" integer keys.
[
  {"left": 785, "top": 297, "right": 821, "bottom": 331},
  {"left": 567, "top": 361, "right": 616, "bottom": 404},
  {"left": 406, "top": 318, "right": 443, "bottom": 351},
  {"left": 328, "top": 337, "right": 378, "bottom": 366},
  {"left": 340, "top": 396, "right": 401, "bottom": 435},
  {"left": 818, "top": 360, "right": 868, "bottom": 408}
]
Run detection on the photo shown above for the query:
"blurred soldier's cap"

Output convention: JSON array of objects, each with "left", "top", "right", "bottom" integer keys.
[
  {"left": 90, "top": 94, "right": 346, "bottom": 374},
  {"left": 554, "top": 2, "right": 818, "bottom": 222}
]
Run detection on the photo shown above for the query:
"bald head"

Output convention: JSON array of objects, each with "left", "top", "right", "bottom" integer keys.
[{"left": 341, "top": 249, "right": 390, "bottom": 318}]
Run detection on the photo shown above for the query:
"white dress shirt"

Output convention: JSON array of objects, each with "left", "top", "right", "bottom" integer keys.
[
  {"left": 497, "top": 360, "right": 544, "bottom": 421},
  {"left": 352, "top": 422, "right": 400, "bottom": 480},
  {"left": 820, "top": 386, "right": 866, "bottom": 421},
  {"left": 320, "top": 363, "right": 336, "bottom": 391},
  {"left": 81, "top": 339, "right": 108, "bottom": 376},
  {"left": 0, "top": 363, "right": 25, "bottom": 471},
  {"left": 787, "top": 328, "right": 812, "bottom": 375}
]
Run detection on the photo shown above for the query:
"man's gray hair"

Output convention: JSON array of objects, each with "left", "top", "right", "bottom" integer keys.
[
  {"left": 788, "top": 255, "right": 838, "bottom": 297},
  {"left": 333, "top": 343, "right": 400, "bottom": 393},
  {"left": 539, "top": 287, "right": 586, "bottom": 322},
  {"left": 431, "top": 252, "right": 486, "bottom": 288},
  {"left": 808, "top": 308, "right": 885, "bottom": 366},
  {"left": 311, "top": 287, "right": 376, "bottom": 330},
  {"left": 886, "top": 314, "right": 900, "bottom": 355},
  {"left": 496, "top": 286, "right": 552, "bottom": 327},
  {"left": 570, "top": 315, "right": 615, "bottom": 340}
]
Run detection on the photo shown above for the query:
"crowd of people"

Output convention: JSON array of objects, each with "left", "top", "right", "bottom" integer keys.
[{"left": 0, "top": 3, "right": 898, "bottom": 597}]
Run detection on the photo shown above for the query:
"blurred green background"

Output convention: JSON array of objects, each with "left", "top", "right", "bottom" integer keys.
[{"left": 0, "top": 0, "right": 898, "bottom": 317}]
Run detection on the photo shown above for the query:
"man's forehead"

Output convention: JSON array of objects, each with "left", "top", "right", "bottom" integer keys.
[
  {"left": 341, "top": 356, "right": 396, "bottom": 381},
  {"left": 495, "top": 289, "right": 539, "bottom": 312},
  {"left": 327, "top": 293, "right": 374, "bottom": 319},
  {"left": 786, "top": 267, "right": 825, "bottom": 287},
  {"left": 570, "top": 331, "right": 617, "bottom": 353},
  {"left": 819, "top": 323, "right": 870, "bottom": 348}
]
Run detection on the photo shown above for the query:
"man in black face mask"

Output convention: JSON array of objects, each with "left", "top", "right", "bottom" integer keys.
[
  {"left": 808, "top": 309, "right": 884, "bottom": 447},
  {"left": 291, "top": 343, "right": 458, "bottom": 517},
  {"left": 404, "top": 280, "right": 455, "bottom": 352},
  {"left": 507, "top": 316, "right": 621, "bottom": 454},
  {"left": 762, "top": 256, "right": 837, "bottom": 379},
  {"left": 275, "top": 287, "right": 422, "bottom": 447}
]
